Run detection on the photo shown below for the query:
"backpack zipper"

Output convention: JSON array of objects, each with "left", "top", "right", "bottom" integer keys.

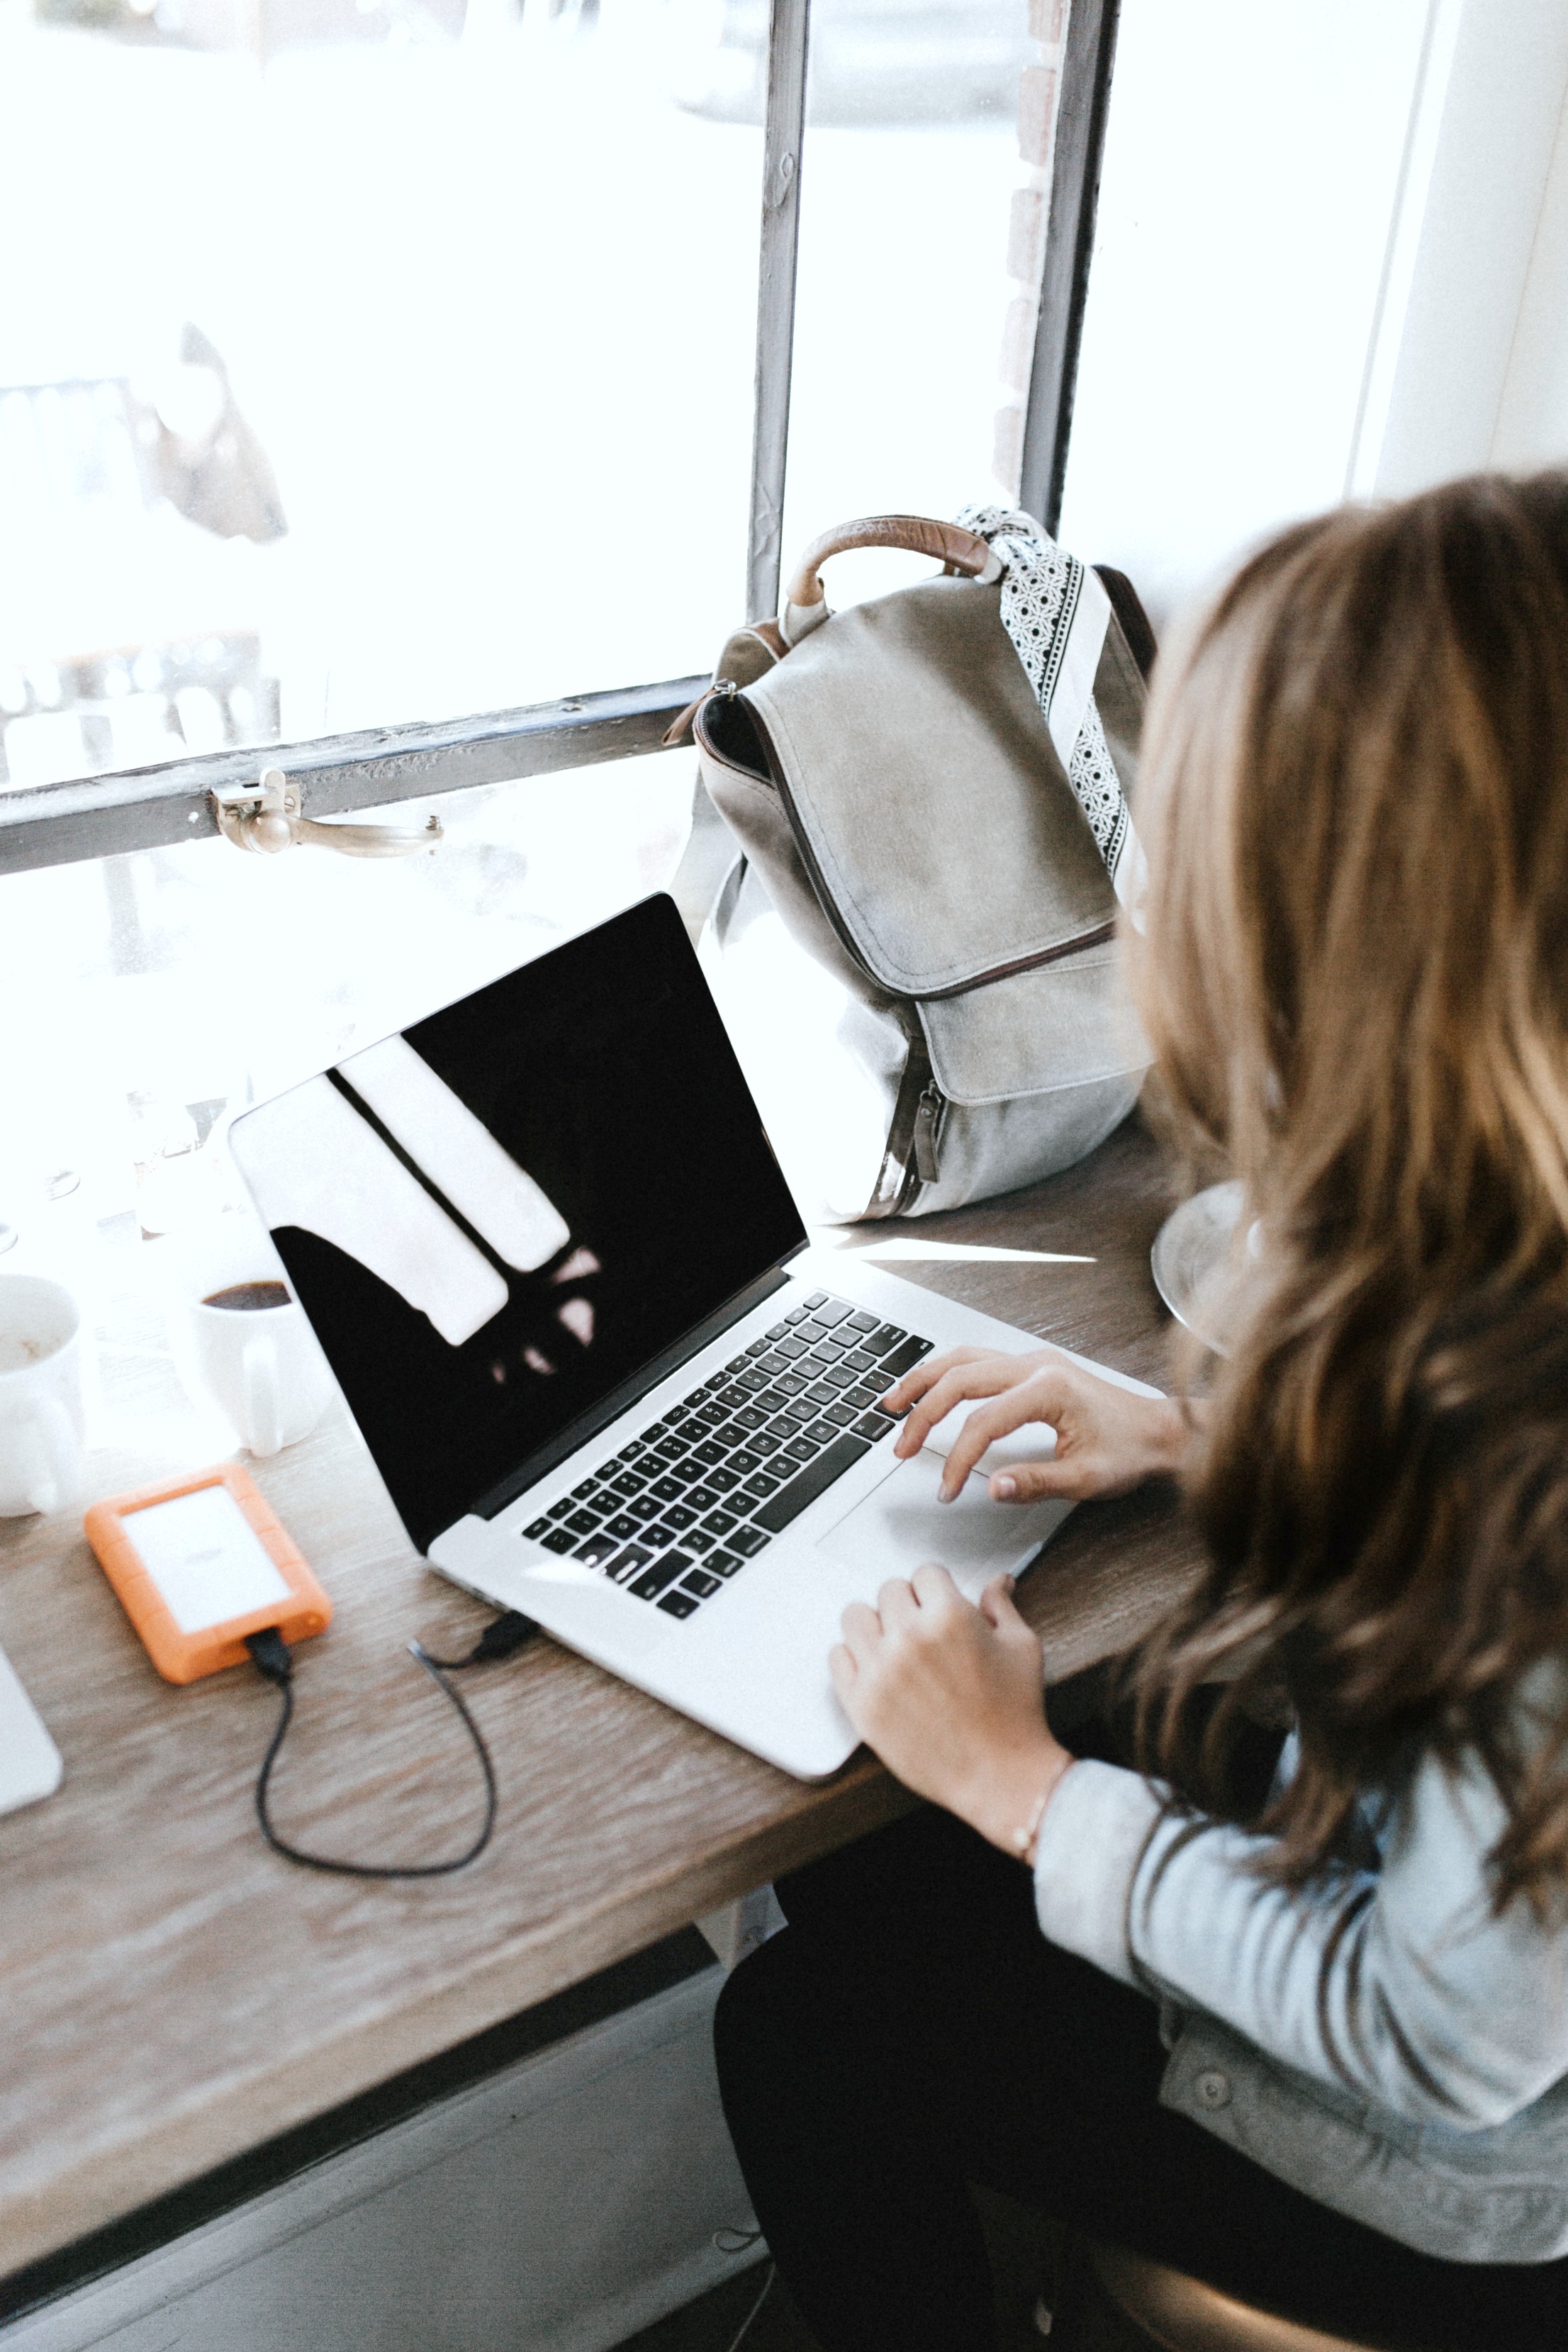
[{"left": 912, "top": 1083, "right": 945, "bottom": 1185}]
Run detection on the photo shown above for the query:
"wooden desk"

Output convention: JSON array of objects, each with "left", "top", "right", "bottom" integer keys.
[{"left": 0, "top": 1115, "right": 1197, "bottom": 2278}]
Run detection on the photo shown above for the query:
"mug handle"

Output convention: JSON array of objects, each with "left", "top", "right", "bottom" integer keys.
[
  {"left": 19, "top": 1397, "right": 84, "bottom": 1515},
  {"left": 242, "top": 1334, "right": 283, "bottom": 1459}
]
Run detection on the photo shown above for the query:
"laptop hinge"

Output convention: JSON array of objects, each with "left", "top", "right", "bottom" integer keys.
[{"left": 466, "top": 1261, "right": 796, "bottom": 1528}]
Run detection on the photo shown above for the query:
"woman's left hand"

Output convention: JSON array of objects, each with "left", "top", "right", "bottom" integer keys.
[{"left": 829, "top": 1566, "right": 1075, "bottom": 1858}]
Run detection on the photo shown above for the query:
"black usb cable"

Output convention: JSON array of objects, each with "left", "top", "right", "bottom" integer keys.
[{"left": 244, "top": 1611, "right": 538, "bottom": 1878}]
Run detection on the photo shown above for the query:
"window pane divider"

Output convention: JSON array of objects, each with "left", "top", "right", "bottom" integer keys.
[{"left": 0, "top": 674, "right": 707, "bottom": 878}]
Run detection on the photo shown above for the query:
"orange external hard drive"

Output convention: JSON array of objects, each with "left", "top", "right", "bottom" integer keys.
[{"left": 85, "top": 1464, "right": 332, "bottom": 1684}]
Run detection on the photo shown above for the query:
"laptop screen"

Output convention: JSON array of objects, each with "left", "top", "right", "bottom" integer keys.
[{"left": 230, "top": 895, "right": 807, "bottom": 1552}]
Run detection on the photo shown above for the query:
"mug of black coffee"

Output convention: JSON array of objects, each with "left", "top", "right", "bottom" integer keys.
[{"left": 175, "top": 1231, "right": 333, "bottom": 1457}]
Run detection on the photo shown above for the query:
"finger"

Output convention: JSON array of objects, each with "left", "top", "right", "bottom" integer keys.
[
  {"left": 876, "top": 1577, "right": 919, "bottom": 1628},
  {"left": 989, "top": 1458, "right": 1080, "bottom": 1503},
  {"left": 839, "top": 1600, "right": 882, "bottom": 1664},
  {"left": 895, "top": 1361, "right": 1022, "bottom": 1459},
  {"left": 976, "top": 1572, "right": 1016, "bottom": 1628},
  {"left": 879, "top": 1346, "right": 985, "bottom": 1418},
  {"left": 909, "top": 1561, "right": 963, "bottom": 1615},
  {"left": 828, "top": 1642, "right": 857, "bottom": 1703},
  {"left": 936, "top": 1370, "right": 1075, "bottom": 1489}
]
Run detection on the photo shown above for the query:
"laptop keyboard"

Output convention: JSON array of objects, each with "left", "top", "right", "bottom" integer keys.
[{"left": 521, "top": 1292, "right": 934, "bottom": 1622}]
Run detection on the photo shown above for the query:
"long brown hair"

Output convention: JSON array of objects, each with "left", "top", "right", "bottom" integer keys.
[{"left": 1129, "top": 470, "right": 1568, "bottom": 1913}]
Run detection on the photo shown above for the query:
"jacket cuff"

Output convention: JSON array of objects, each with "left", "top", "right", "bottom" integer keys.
[{"left": 1032, "top": 1757, "right": 1165, "bottom": 1988}]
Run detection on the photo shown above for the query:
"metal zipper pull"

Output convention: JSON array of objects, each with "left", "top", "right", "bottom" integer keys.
[{"left": 912, "top": 1084, "right": 946, "bottom": 1186}]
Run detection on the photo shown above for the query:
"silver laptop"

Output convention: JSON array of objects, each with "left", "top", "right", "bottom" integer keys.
[{"left": 228, "top": 894, "right": 1154, "bottom": 1779}]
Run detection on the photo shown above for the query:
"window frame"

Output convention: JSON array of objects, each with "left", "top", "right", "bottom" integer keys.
[{"left": 0, "top": 0, "right": 1119, "bottom": 881}]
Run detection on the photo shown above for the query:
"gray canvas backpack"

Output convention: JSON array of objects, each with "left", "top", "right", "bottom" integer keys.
[{"left": 668, "top": 510, "right": 1155, "bottom": 1222}]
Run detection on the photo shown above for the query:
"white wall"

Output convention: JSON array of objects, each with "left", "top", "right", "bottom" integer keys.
[{"left": 1058, "top": 0, "right": 1568, "bottom": 629}]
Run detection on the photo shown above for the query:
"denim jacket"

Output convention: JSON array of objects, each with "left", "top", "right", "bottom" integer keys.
[{"left": 1032, "top": 1730, "right": 1568, "bottom": 2263}]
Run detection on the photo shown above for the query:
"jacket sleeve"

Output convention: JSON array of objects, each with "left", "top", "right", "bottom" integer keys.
[{"left": 1031, "top": 1748, "right": 1568, "bottom": 2131}]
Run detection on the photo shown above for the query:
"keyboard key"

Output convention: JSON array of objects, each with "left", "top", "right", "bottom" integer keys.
[
  {"left": 866, "top": 1323, "right": 908, "bottom": 1357},
  {"left": 708, "top": 1547, "right": 745, "bottom": 1577},
  {"left": 657, "top": 1589, "right": 700, "bottom": 1619},
  {"left": 665, "top": 1503, "right": 696, "bottom": 1529},
  {"left": 822, "top": 1363, "right": 858, "bottom": 1390},
  {"left": 611, "top": 1472, "right": 646, "bottom": 1498},
  {"left": 812, "top": 1299, "right": 849, "bottom": 1325},
  {"left": 845, "top": 1382, "right": 885, "bottom": 1411},
  {"left": 629, "top": 1552, "right": 688, "bottom": 1599},
  {"left": 652, "top": 1439, "right": 690, "bottom": 1465},
  {"left": 629, "top": 1496, "right": 661, "bottom": 1522},
  {"left": 824, "top": 1402, "right": 858, "bottom": 1428},
  {"left": 571, "top": 1479, "right": 599, "bottom": 1501},
  {"left": 727, "top": 1450, "right": 760, "bottom": 1474},
  {"left": 844, "top": 1348, "right": 879, "bottom": 1376},
  {"left": 745, "top": 1336, "right": 773, "bottom": 1357},
  {"left": 731, "top": 1525, "right": 771, "bottom": 1557},
  {"left": 805, "top": 1418, "right": 841, "bottom": 1444},
  {"left": 605, "top": 1513, "right": 641, "bottom": 1541},
  {"left": 805, "top": 1382, "right": 839, "bottom": 1406},
  {"left": 651, "top": 1476, "right": 685, "bottom": 1503},
  {"left": 616, "top": 1440, "right": 649, "bottom": 1462},
  {"left": 781, "top": 1396, "right": 815, "bottom": 1423},
  {"left": 726, "top": 1353, "right": 751, "bottom": 1374},
  {"left": 783, "top": 1435, "right": 820, "bottom": 1464},
  {"left": 766, "top": 1320, "right": 791, "bottom": 1339},
  {"left": 846, "top": 1309, "right": 879, "bottom": 1333},
  {"left": 644, "top": 1523, "right": 683, "bottom": 1548},
  {"left": 575, "top": 1532, "right": 623, "bottom": 1567},
  {"left": 775, "top": 1371, "right": 808, "bottom": 1396},
  {"left": 733, "top": 1369, "right": 768, "bottom": 1394},
  {"left": 605, "top": 1541, "right": 654, "bottom": 1581},
  {"left": 565, "top": 1509, "right": 600, "bottom": 1536},
  {"left": 523, "top": 1516, "right": 552, "bottom": 1540},
  {"left": 547, "top": 1496, "right": 576, "bottom": 1519},
  {"left": 716, "top": 1384, "right": 751, "bottom": 1411},
  {"left": 540, "top": 1527, "right": 578, "bottom": 1555},
  {"left": 683, "top": 1527, "right": 716, "bottom": 1555},
  {"left": 693, "top": 1439, "right": 727, "bottom": 1465},
  {"left": 734, "top": 1406, "right": 767, "bottom": 1430},
  {"left": 804, "top": 1290, "right": 828, "bottom": 1309},
  {"left": 756, "top": 1352, "right": 792, "bottom": 1377},
  {"left": 707, "top": 1465, "right": 741, "bottom": 1494},
  {"left": 687, "top": 1484, "right": 721, "bottom": 1513},
  {"left": 665, "top": 1401, "right": 693, "bottom": 1423},
  {"left": 702, "top": 1508, "right": 739, "bottom": 1537},
  {"left": 773, "top": 1335, "right": 809, "bottom": 1360},
  {"left": 644, "top": 1420, "right": 671, "bottom": 1440},
  {"left": 881, "top": 1335, "right": 934, "bottom": 1380},
  {"left": 784, "top": 1305, "right": 813, "bottom": 1326},
  {"left": 742, "top": 1470, "right": 782, "bottom": 1499},
  {"left": 753, "top": 1433, "right": 870, "bottom": 1533},
  {"left": 751, "top": 1430, "right": 783, "bottom": 1455},
  {"left": 855, "top": 1411, "right": 897, "bottom": 1441},
  {"left": 681, "top": 1567, "right": 722, "bottom": 1598}
]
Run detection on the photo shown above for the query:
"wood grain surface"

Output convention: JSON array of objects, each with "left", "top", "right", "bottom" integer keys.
[{"left": 0, "top": 1114, "right": 1196, "bottom": 2277}]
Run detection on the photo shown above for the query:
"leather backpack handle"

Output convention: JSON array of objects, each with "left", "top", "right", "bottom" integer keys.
[{"left": 783, "top": 515, "right": 1001, "bottom": 616}]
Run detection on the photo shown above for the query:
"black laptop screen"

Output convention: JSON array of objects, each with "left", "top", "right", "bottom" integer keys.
[{"left": 230, "top": 895, "right": 807, "bottom": 1552}]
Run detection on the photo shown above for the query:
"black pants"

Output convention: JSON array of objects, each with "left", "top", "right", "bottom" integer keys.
[{"left": 714, "top": 1805, "right": 1568, "bottom": 2352}]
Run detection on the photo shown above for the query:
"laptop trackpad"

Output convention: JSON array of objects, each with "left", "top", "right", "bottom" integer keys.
[{"left": 814, "top": 1445, "right": 1069, "bottom": 1598}]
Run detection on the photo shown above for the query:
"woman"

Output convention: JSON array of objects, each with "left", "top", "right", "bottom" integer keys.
[{"left": 714, "top": 472, "right": 1568, "bottom": 2352}]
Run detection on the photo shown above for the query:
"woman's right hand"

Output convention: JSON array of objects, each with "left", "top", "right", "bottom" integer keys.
[{"left": 883, "top": 1345, "right": 1191, "bottom": 1505}]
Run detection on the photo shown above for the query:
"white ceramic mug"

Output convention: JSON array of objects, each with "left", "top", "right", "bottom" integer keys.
[
  {"left": 173, "top": 1228, "right": 334, "bottom": 1459},
  {"left": 0, "top": 1276, "right": 86, "bottom": 1516}
]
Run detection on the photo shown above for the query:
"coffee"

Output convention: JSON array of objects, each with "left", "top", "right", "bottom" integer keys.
[{"left": 202, "top": 1281, "right": 292, "bottom": 1313}]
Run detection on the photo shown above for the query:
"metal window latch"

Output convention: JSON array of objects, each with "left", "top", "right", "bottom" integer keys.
[{"left": 210, "top": 769, "right": 442, "bottom": 858}]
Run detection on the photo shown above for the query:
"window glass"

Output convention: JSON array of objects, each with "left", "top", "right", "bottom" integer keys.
[
  {"left": 1056, "top": 0, "right": 1433, "bottom": 626},
  {"left": 0, "top": 754, "right": 693, "bottom": 1259},
  {"left": 775, "top": 0, "right": 1034, "bottom": 619},
  {"left": 0, "top": 0, "right": 761, "bottom": 792}
]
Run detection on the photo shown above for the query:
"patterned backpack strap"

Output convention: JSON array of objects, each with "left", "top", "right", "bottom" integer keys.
[{"left": 956, "top": 503, "right": 1148, "bottom": 929}]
